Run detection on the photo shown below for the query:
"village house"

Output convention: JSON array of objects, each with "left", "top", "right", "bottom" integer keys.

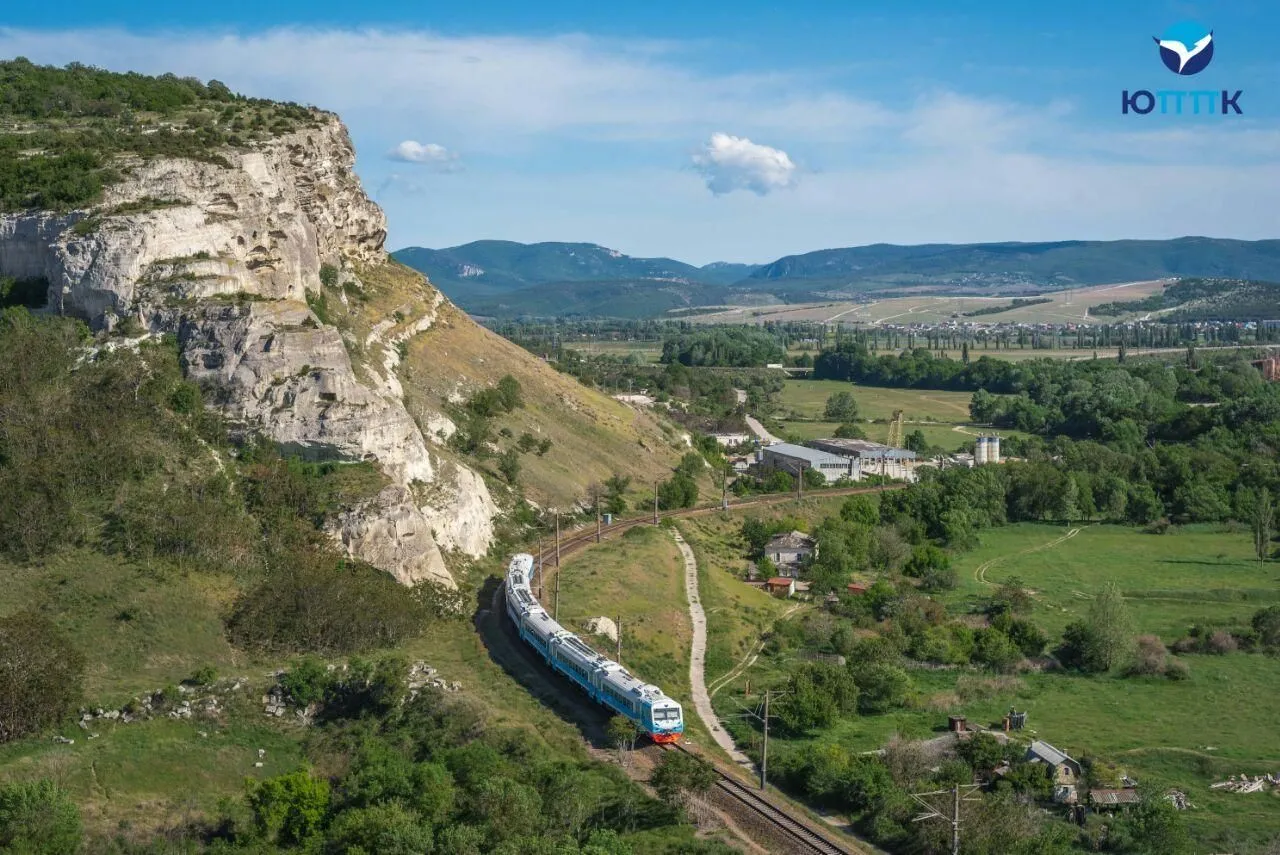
[
  {"left": 764, "top": 531, "right": 817, "bottom": 575},
  {"left": 1026, "top": 740, "right": 1083, "bottom": 804}
]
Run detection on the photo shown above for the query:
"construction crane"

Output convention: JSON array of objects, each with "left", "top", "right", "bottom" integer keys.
[{"left": 887, "top": 409, "right": 905, "bottom": 449}]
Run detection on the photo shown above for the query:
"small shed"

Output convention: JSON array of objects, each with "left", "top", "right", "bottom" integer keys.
[
  {"left": 764, "top": 577, "right": 796, "bottom": 598},
  {"left": 1089, "top": 789, "right": 1141, "bottom": 810}
]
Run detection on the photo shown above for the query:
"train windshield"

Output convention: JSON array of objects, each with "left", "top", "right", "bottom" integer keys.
[{"left": 654, "top": 708, "right": 680, "bottom": 721}]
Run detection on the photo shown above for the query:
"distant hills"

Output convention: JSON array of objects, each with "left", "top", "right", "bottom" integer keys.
[{"left": 393, "top": 237, "right": 1280, "bottom": 319}]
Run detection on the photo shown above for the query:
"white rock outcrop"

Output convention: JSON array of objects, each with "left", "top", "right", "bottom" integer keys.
[{"left": 0, "top": 113, "right": 496, "bottom": 586}]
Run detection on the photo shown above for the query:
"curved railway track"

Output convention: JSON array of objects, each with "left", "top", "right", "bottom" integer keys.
[
  {"left": 532, "top": 483, "right": 900, "bottom": 568},
  {"left": 513, "top": 484, "right": 892, "bottom": 854},
  {"left": 657, "top": 742, "right": 860, "bottom": 855}
]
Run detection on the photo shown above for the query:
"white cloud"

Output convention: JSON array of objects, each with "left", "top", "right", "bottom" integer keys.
[
  {"left": 692, "top": 133, "right": 797, "bottom": 196},
  {"left": 388, "top": 140, "right": 461, "bottom": 169},
  {"left": 0, "top": 26, "right": 1276, "bottom": 260}
]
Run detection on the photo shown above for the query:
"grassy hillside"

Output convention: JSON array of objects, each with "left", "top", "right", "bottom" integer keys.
[{"left": 400, "top": 286, "right": 700, "bottom": 510}]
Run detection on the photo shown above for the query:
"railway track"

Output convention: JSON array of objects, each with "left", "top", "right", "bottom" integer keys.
[
  {"left": 532, "top": 483, "right": 899, "bottom": 567},
  {"left": 659, "top": 742, "right": 860, "bottom": 855}
]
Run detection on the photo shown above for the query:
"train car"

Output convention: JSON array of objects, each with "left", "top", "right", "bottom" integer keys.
[{"left": 504, "top": 553, "right": 683, "bottom": 743}]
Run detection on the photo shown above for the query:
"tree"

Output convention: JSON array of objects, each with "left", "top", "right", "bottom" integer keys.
[
  {"left": 1252, "top": 605, "right": 1280, "bottom": 648},
  {"left": 956, "top": 732, "right": 1006, "bottom": 774},
  {"left": 606, "top": 715, "right": 639, "bottom": 764},
  {"left": 0, "top": 779, "right": 81, "bottom": 855},
  {"left": 1254, "top": 487, "right": 1274, "bottom": 563},
  {"left": 650, "top": 751, "right": 717, "bottom": 810},
  {"left": 775, "top": 663, "right": 859, "bottom": 734},
  {"left": 0, "top": 611, "right": 84, "bottom": 743},
  {"left": 973, "top": 628, "right": 1023, "bottom": 673},
  {"left": 657, "top": 474, "right": 698, "bottom": 510},
  {"left": 603, "top": 474, "right": 632, "bottom": 516},
  {"left": 834, "top": 422, "right": 867, "bottom": 439},
  {"left": 245, "top": 770, "right": 331, "bottom": 847},
  {"left": 852, "top": 662, "right": 912, "bottom": 714},
  {"left": 325, "top": 802, "right": 433, "bottom": 855},
  {"left": 1086, "top": 582, "right": 1135, "bottom": 671},
  {"left": 497, "top": 448, "right": 521, "bottom": 484},
  {"left": 824, "top": 391, "right": 859, "bottom": 422}
]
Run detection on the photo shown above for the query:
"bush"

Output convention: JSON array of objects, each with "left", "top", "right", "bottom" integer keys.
[
  {"left": 279, "top": 657, "right": 333, "bottom": 707},
  {"left": 1125, "top": 635, "right": 1169, "bottom": 676},
  {"left": 0, "top": 611, "right": 84, "bottom": 743},
  {"left": 226, "top": 551, "right": 430, "bottom": 655},
  {"left": 0, "top": 779, "right": 82, "bottom": 855},
  {"left": 1206, "top": 629, "right": 1238, "bottom": 655},
  {"left": 852, "top": 662, "right": 913, "bottom": 714},
  {"left": 245, "top": 771, "right": 331, "bottom": 848}
]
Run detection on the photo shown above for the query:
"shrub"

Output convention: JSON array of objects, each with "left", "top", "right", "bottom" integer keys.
[
  {"left": 279, "top": 657, "right": 333, "bottom": 707},
  {"left": 0, "top": 779, "right": 82, "bottom": 855},
  {"left": 0, "top": 611, "right": 84, "bottom": 743},
  {"left": 188, "top": 665, "right": 218, "bottom": 686},
  {"left": 1165, "top": 658, "right": 1191, "bottom": 680},
  {"left": 1125, "top": 635, "right": 1169, "bottom": 676},
  {"left": 1206, "top": 629, "right": 1238, "bottom": 655}
]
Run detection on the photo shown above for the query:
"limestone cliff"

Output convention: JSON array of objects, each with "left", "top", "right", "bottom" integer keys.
[{"left": 0, "top": 114, "right": 495, "bottom": 587}]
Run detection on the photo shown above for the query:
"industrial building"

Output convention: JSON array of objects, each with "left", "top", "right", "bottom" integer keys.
[
  {"left": 757, "top": 443, "right": 858, "bottom": 483},
  {"left": 805, "top": 438, "right": 918, "bottom": 481}
]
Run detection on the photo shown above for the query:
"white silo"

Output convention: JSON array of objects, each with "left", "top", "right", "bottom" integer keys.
[
  {"left": 989, "top": 435, "right": 1001, "bottom": 464},
  {"left": 975, "top": 435, "right": 988, "bottom": 465}
]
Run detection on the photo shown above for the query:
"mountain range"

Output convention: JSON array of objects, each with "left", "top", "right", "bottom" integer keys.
[{"left": 394, "top": 237, "right": 1280, "bottom": 320}]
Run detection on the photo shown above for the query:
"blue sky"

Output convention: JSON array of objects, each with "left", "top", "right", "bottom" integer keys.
[{"left": 2, "top": 1, "right": 1278, "bottom": 263}]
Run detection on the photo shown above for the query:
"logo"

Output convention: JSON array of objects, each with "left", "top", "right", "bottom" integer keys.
[{"left": 1154, "top": 22, "right": 1214, "bottom": 75}]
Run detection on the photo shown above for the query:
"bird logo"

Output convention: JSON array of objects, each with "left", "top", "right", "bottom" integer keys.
[{"left": 1154, "top": 22, "right": 1214, "bottom": 75}]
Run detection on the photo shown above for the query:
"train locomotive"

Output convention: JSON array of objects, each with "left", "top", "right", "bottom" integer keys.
[{"left": 504, "top": 553, "right": 684, "bottom": 743}]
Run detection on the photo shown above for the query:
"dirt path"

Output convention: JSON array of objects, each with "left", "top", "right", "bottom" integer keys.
[
  {"left": 973, "top": 527, "right": 1082, "bottom": 586},
  {"left": 919, "top": 394, "right": 971, "bottom": 416},
  {"left": 671, "top": 529, "right": 752, "bottom": 765},
  {"left": 707, "top": 603, "right": 802, "bottom": 699}
]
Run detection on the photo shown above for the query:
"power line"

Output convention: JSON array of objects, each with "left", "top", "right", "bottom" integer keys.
[{"left": 909, "top": 783, "right": 981, "bottom": 855}]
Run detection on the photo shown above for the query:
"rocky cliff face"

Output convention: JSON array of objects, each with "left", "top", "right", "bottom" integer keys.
[{"left": 0, "top": 114, "right": 495, "bottom": 587}]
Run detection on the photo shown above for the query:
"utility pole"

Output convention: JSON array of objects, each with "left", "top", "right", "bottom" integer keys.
[
  {"left": 555, "top": 513, "right": 561, "bottom": 567},
  {"left": 537, "top": 538, "right": 544, "bottom": 599},
  {"left": 909, "top": 783, "right": 979, "bottom": 855},
  {"left": 596, "top": 493, "right": 602, "bottom": 543},
  {"left": 795, "top": 463, "right": 804, "bottom": 500},
  {"left": 653, "top": 479, "right": 659, "bottom": 525},
  {"left": 721, "top": 465, "right": 729, "bottom": 511},
  {"left": 761, "top": 689, "right": 770, "bottom": 790},
  {"left": 616, "top": 614, "right": 622, "bottom": 664},
  {"left": 554, "top": 561, "right": 561, "bottom": 621}
]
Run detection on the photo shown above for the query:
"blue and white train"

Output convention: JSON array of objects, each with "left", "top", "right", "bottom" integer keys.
[{"left": 504, "top": 553, "right": 684, "bottom": 743}]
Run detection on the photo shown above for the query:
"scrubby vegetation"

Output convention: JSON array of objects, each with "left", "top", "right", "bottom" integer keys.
[{"left": 0, "top": 59, "right": 322, "bottom": 211}]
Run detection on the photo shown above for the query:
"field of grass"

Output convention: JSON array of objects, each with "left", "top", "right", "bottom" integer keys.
[
  {"left": 553, "top": 525, "right": 692, "bottom": 697},
  {"left": 779, "top": 379, "right": 974, "bottom": 423},
  {"left": 773, "top": 379, "right": 1036, "bottom": 453},
  {"left": 571, "top": 339, "right": 663, "bottom": 362}
]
